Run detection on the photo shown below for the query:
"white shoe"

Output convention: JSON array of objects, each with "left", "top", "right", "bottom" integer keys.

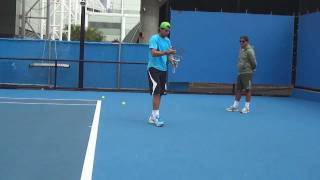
[
  {"left": 241, "top": 107, "right": 250, "bottom": 114},
  {"left": 148, "top": 116, "right": 164, "bottom": 127},
  {"left": 226, "top": 106, "right": 239, "bottom": 112},
  {"left": 148, "top": 116, "right": 155, "bottom": 124}
]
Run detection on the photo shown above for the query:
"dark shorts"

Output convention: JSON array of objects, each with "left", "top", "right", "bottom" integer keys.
[
  {"left": 148, "top": 67, "right": 167, "bottom": 96},
  {"left": 236, "top": 73, "right": 253, "bottom": 91}
]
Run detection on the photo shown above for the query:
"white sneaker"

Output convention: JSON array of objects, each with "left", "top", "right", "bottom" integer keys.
[
  {"left": 148, "top": 116, "right": 164, "bottom": 127},
  {"left": 226, "top": 106, "right": 239, "bottom": 112},
  {"left": 148, "top": 116, "right": 155, "bottom": 124},
  {"left": 241, "top": 107, "right": 250, "bottom": 114}
]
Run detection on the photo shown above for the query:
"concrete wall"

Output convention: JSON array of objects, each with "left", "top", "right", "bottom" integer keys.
[{"left": 140, "top": 0, "right": 167, "bottom": 43}]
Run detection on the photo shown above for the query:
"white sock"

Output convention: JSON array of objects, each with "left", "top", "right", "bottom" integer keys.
[
  {"left": 152, "top": 110, "right": 159, "bottom": 118},
  {"left": 233, "top": 101, "right": 240, "bottom": 108},
  {"left": 245, "top": 102, "right": 250, "bottom": 109}
]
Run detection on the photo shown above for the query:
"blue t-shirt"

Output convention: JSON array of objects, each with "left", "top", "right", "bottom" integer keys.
[{"left": 147, "top": 34, "right": 172, "bottom": 71}]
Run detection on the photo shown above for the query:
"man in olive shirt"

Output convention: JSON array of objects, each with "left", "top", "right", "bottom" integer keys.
[{"left": 227, "top": 36, "right": 257, "bottom": 114}]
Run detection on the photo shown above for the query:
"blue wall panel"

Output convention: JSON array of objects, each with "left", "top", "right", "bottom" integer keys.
[
  {"left": 296, "top": 12, "right": 320, "bottom": 89},
  {"left": 120, "top": 64, "right": 148, "bottom": 89},
  {"left": 120, "top": 44, "right": 149, "bottom": 89},
  {"left": 0, "top": 9, "right": 297, "bottom": 91},
  {"left": 83, "top": 43, "right": 119, "bottom": 88},
  {"left": 170, "top": 11, "right": 294, "bottom": 85},
  {"left": 121, "top": 44, "right": 149, "bottom": 62},
  {"left": 54, "top": 41, "right": 79, "bottom": 88},
  {"left": 84, "top": 63, "right": 117, "bottom": 89},
  {"left": 0, "top": 59, "right": 49, "bottom": 85},
  {"left": 85, "top": 43, "right": 118, "bottom": 61},
  {"left": 0, "top": 39, "right": 45, "bottom": 58},
  {"left": 0, "top": 39, "right": 149, "bottom": 89},
  {"left": 0, "top": 39, "right": 49, "bottom": 85}
]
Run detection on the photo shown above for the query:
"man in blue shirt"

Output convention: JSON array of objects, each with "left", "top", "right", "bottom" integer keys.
[{"left": 147, "top": 22, "right": 176, "bottom": 127}]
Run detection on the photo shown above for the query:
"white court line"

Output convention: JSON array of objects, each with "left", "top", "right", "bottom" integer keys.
[
  {"left": 81, "top": 100, "right": 102, "bottom": 180},
  {"left": 0, "top": 96, "right": 98, "bottom": 102},
  {"left": 0, "top": 101, "right": 96, "bottom": 106}
]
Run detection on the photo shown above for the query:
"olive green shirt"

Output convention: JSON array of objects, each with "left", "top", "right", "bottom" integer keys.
[{"left": 237, "top": 44, "right": 257, "bottom": 74}]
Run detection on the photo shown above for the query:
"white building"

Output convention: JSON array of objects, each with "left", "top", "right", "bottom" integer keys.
[
  {"left": 88, "top": 0, "right": 141, "bottom": 42},
  {"left": 16, "top": 0, "right": 141, "bottom": 42}
]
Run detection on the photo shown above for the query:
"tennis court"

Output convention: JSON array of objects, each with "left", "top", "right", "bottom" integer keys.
[
  {"left": 0, "top": 89, "right": 101, "bottom": 180},
  {"left": 0, "top": 89, "right": 319, "bottom": 180},
  {"left": 1, "top": 0, "right": 320, "bottom": 180}
]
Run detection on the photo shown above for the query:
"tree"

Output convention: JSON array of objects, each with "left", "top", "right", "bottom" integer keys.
[{"left": 63, "top": 25, "right": 104, "bottom": 42}]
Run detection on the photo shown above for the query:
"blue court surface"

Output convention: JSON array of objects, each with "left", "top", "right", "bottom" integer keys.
[{"left": 0, "top": 89, "right": 320, "bottom": 180}]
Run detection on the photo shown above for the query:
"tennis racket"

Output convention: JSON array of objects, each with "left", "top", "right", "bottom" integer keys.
[{"left": 172, "top": 55, "right": 182, "bottom": 74}]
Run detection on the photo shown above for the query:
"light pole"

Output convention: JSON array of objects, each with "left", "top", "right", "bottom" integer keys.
[{"left": 79, "top": 0, "right": 86, "bottom": 89}]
